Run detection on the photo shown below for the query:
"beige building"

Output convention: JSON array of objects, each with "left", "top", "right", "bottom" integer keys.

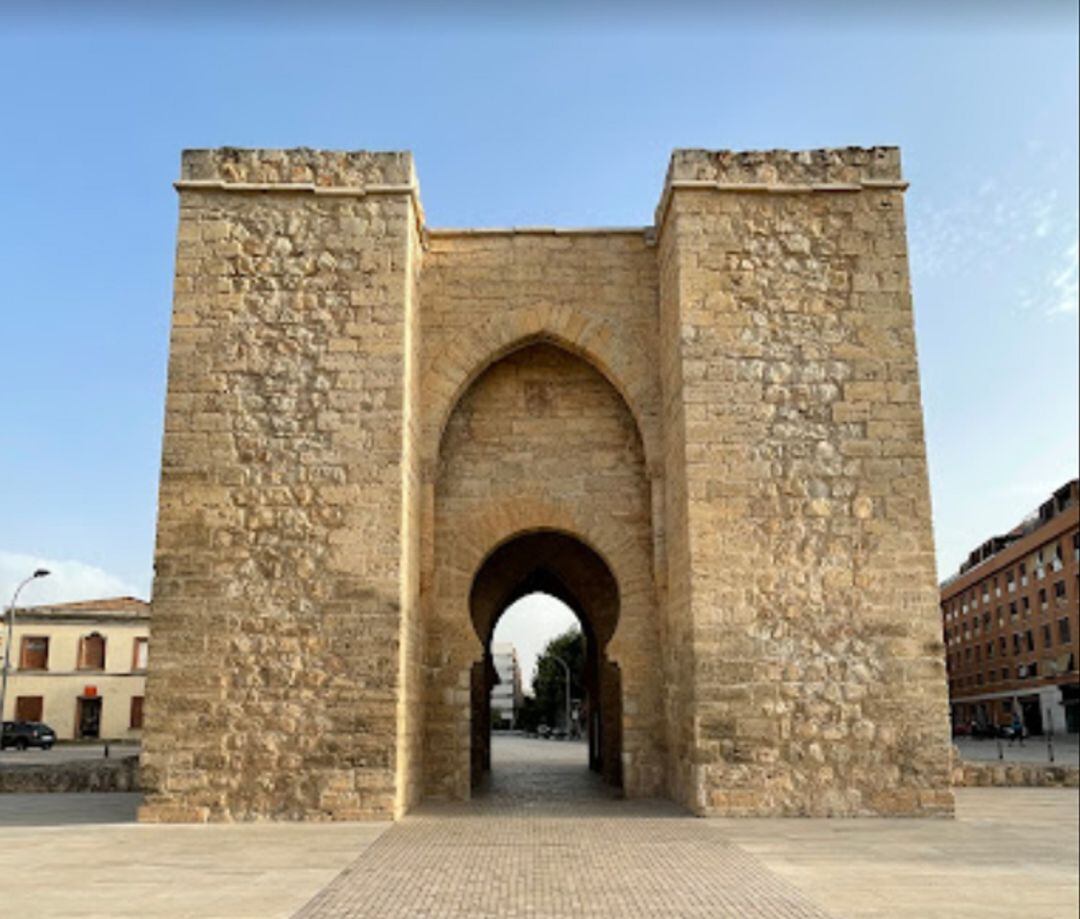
[
  {"left": 1, "top": 597, "right": 150, "bottom": 741},
  {"left": 141, "top": 146, "right": 953, "bottom": 823}
]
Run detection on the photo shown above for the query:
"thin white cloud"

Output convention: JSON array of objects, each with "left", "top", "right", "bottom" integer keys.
[
  {"left": 0, "top": 550, "right": 143, "bottom": 609},
  {"left": 1047, "top": 239, "right": 1079, "bottom": 315},
  {"left": 908, "top": 160, "right": 1078, "bottom": 319}
]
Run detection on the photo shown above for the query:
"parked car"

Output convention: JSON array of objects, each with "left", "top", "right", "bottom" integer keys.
[{"left": 0, "top": 721, "right": 56, "bottom": 751}]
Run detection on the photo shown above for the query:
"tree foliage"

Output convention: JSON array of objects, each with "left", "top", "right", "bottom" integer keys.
[{"left": 527, "top": 626, "right": 585, "bottom": 730}]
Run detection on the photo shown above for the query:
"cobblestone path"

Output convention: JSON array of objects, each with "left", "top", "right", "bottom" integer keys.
[{"left": 294, "top": 737, "right": 834, "bottom": 918}]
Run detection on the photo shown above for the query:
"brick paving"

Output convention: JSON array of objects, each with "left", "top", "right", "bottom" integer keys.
[{"left": 294, "top": 736, "right": 834, "bottom": 918}]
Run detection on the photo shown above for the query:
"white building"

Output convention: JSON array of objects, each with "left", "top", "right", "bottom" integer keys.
[{"left": 490, "top": 642, "right": 523, "bottom": 729}]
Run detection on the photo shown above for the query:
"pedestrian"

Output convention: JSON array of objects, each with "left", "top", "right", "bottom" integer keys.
[{"left": 1009, "top": 709, "right": 1025, "bottom": 746}]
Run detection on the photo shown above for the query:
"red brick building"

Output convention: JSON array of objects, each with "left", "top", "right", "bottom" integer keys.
[{"left": 941, "top": 479, "right": 1080, "bottom": 735}]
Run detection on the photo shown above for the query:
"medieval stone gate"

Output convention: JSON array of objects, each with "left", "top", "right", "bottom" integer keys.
[{"left": 139, "top": 145, "right": 953, "bottom": 822}]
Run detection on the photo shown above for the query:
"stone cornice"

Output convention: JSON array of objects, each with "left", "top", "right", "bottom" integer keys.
[
  {"left": 425, "top": 226, "right": 652, "bottom": 241},
  {"left": 653, "top": 176, "right": 909, "bottom": 237},
  {"left": 174, "top": 179, "right": 426, "bottom": 236}
]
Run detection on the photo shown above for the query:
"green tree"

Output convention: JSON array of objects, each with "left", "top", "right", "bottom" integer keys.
[
  {"left": 515, "top": 694, "right": 543, "bottom": 733},
  {"left": 532, "top": 626, "right": 585, "bottom": 730}
]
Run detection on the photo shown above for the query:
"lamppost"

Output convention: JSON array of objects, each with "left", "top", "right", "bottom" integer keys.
[
  {"left": 548, "top": 654, "right": 572, "bottom": 737},
  {"left": 1, "top": 569, "right": 50, "bottom": 731}
]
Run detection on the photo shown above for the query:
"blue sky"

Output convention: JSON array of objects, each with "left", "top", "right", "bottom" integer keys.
[{"left": 1, "top": 2, "right": 1077, "bottom": 674}]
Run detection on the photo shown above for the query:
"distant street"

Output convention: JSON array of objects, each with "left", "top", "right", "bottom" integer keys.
[
  {"left": 954, "top": 734, "right": 1079, "bottom": 766},
  {"left": 0, "top": 743, "right": 139, "bottom": 767}
]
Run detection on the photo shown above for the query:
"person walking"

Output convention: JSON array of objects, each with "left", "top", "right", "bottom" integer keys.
[{"left": 1009, "top": 708, "right": 1025, "bottom": 747}]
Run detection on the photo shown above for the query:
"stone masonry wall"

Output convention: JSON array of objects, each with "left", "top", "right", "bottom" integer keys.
[
  {"left": 141, "top": 149, "right": 422, "bottom": 822},
  {"left": 144, "top": 145, "right": 954, "bottom": 821},
  {"left": 418, "top": 233, "right": 668, "bottom": 799},
  {"left": 427, "top": 343, "right": 664, "bottom": 798},
  {"left": 658, "top": 148, "right": 954, "bottom": 816}
]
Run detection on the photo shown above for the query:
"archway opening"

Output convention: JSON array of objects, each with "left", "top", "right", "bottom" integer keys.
[{"left": 468, "top": 531, "right": 623, "bottom": 793}]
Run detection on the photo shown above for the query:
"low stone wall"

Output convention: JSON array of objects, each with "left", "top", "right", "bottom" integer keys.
[
  {"left": 0, "top": 755, "right": 140, "bottom": 794},
  {"left": 953, "top": 760, "right": 1080, "bottom": 788}
]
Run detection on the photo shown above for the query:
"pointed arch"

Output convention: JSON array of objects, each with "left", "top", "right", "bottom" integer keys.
[{"left": 422, "top": 305, "right": 661, "bottom": 472}]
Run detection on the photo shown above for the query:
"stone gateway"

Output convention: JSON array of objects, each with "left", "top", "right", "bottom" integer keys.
[{"left": 139, "top": 146, "right": 954, "bottom": 822}]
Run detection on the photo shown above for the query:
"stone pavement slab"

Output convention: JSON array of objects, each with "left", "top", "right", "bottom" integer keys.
[
  {"left": 715, "top": 787, "right": 1079, "bottom": 919},
  {"left": 294, "top": 736, "right": 834, "bottom": 918},
  {"left": 1, "top": 737, "right": 1077, "bottom": 918},
  {"left": 0, "top": 794, "right": 387, "bottom": 919}
]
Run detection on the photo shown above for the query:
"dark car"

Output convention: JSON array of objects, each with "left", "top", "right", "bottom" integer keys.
[{"left": 1, "top": 721, "right": 56, "bottom": 751}]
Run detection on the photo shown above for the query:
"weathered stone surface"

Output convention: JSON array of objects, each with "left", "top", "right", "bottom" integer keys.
[
  {"left": 953, "top": 760, "right": 1080, "bottom": 788},
  {"left": 141, "top": 146, "right": 953, "bottom": 821},
  {"left": 0, "top": 756, "right": 139, "bottom": 794}
]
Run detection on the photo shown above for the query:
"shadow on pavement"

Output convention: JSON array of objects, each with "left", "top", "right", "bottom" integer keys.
[{"left": 0, "top": 792, "right": 141, "bottom": 826}]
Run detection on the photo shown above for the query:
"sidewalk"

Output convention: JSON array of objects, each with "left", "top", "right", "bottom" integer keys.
[
  {"left": 954, "top": 734, "right": 1079, "bottom": 766},
  {"left": 0, "top": 742, "right": 140, "bottom": 767}
]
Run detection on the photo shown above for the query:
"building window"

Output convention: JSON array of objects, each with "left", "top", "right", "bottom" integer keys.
[
  {"left": 999, "top": 636, "right": 1007, "bottom": 654},
  {"left": 1054, "top": 580, "right": 1067, "bottom": 601},
  {"left": 1013, "top": 633, "right": 1022, "bottom": 654},
  {"left": 130, "top": 696, "right": 144, "bottom": 730},
  {"left": 1007, "top": 571, "right": 1016, "bottom": 592},
  {"left": 1052, "top": 543, "right": 1064, "bottom": 571},
  {"left": 987, "top": 641, "right": 994, "bottom": 659},
  {"left": 1022, "top": 596, "right": 1030, "bottom": 613},
  {"left": 1020, "top": 561, "right": 1028, "bottom": 587},
  {"left": 1060, "top": 618, "right": 1073, "bottom": 644},
  {"left": 1039, "top": 588, "right": 1048, "bottom": 610},
  {"left": 1043, "top": 623, "right": 1053, "bottom": 647},
  {"left": 18, "top": 636, "right": 49, "bottom": 671},
  {"left": 132, "top": 638, "right": 148, "bottom": 671},
  {"left": 78, "top": 633, "right": 106, "bottom": 671},
  {"left": 14, "top": 696, "right": 43, "bottom": 722},
  {"left": 1025, "top": 630, "right": 1035, "bottom": 652},
  {"left": 1073, "top": 532, "right": 1079, "bottom": 561}
]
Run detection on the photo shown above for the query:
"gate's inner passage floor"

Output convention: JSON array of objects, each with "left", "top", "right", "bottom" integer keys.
[{"left": 294, "top": 735, "right": 835, "bottom": 918}]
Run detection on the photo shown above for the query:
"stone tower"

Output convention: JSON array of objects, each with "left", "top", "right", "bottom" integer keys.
[{"left": 139, "top": 146, "right": 954, "bottom": 822}]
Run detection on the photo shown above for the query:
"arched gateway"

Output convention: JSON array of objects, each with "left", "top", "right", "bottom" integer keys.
[
  {"left": 140, "top": 146, "right": 954, "bottom": 823},
  {"left": 468, "top": 531, "right": 624, "bottom": 790}
]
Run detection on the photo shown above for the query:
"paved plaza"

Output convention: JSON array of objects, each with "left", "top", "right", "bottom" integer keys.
[
  {"left": 295, "top": 738, "right": 832, "bottom": 918},
  {"left": 0, "top": 736, "right": 1076, "bottom": 918}
]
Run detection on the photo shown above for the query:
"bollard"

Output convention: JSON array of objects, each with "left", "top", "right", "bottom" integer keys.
[
  {"left": 997, "top": 736, "right": 1004, "bottom": 761},
  {"left": 104, "top": 742, "right": 110, "bottom": 759},
  {"left": 1046, "top": 708, "right": 1054, "bottom": 764}
]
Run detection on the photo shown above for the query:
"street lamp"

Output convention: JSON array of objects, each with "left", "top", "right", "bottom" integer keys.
[
  {"left": 1, "top": 569, "right": 50, "bottom": 730},
  {"left": 548, "top": 654, "right": 572, "bottom": 738}
]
